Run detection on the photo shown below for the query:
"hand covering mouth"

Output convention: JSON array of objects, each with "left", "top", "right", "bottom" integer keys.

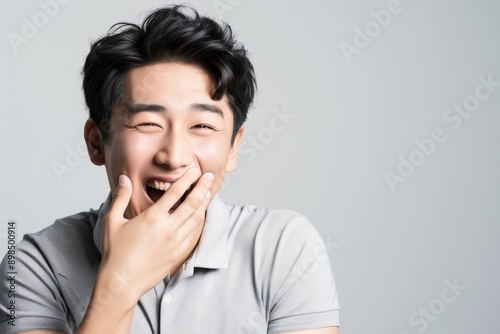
[
  {"left": 146, "top": 179, "right": 172, "bottom": 203},
  {"left": 145, "top": 179, "right": 193, "bottom": 212}
]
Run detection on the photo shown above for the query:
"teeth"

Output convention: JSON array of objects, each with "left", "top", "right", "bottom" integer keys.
[{"left": 147, "top": 180, "right": 171, "bottom": 192}]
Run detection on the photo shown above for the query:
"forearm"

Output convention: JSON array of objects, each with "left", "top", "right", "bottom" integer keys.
[
  {"left": 77, "top": 309, "right": 134, "bottom": 334},
  {"left": 76, "top": 267, "right": 138, "bottom": 334}
]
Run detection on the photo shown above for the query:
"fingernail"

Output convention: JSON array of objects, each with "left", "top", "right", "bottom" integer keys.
[
  {"left": 118, "top": 175, "right": 128, "bottom": 186},
  {"left": 205, "top": 172, "right": 214, "bottom": 181}
]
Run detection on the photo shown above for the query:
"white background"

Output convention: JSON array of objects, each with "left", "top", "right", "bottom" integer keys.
[{"left": 1, "top": 0, "right": 499, "bottom": 333}]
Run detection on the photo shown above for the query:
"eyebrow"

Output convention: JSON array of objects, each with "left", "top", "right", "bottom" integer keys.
[
  {"left": 127, "top": 104, "right": 166, "bottom": 114},
  {"left": 190, "top": 103, "right": 224, "bottom": 118},
  {"left": 126, "top": 103, "right": 224, "bottom": 118}
]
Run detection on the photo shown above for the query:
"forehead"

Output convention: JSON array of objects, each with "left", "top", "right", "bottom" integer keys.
[
  {"left": 117, "top": 62, "right": 233, "bottom": 120},
  {"left": 124, "top": 63, "right": 208, "bottom": 103}
]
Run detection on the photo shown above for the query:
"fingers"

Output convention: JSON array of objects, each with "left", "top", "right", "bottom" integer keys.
[
  {"left": 154, "top": 168, "right": 202, "bottom": 211},
  {"left": 170, "top": 171, "right": 214, "bottom": 226},
  {"left": 176, "top": 188, "right": 211, "bottom": 248},
  {"left": 107, "top": 174, "right": 132, "bottom": 223}
]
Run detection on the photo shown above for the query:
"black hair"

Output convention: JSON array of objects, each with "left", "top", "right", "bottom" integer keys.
[{"left": 82, "top": 5, "right": 256, "bottom": 143}]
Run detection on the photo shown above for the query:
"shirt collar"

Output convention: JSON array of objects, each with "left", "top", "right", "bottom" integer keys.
[
  {"left": 192, "top": 194, "right": 229, "bottom": 269},
  {"left": 93, "top": 193, "right": 229, "bottom": 269}
]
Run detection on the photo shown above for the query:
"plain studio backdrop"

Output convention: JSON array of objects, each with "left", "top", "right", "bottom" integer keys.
[{"left": 1, "top": 0, "right": 499, "bottom": 333}]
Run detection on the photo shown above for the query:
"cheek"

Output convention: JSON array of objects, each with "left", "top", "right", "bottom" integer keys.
[
  {"left": 106, "top": 134, "right": 155, "bottom": 179},
  {"left": 193, "top": 138, "right": 230, "bottom": 173},
  {"left": 195, "top": 141, "right": 231, "bottom": 192}
]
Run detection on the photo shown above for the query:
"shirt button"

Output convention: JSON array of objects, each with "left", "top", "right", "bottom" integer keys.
[{"left": 165, "top": 294, "right": 173, "bottom": 303}]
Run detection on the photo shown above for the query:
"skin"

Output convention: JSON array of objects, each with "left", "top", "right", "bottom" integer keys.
[
  {"left": 21, "top": 62, "right": 338, "bottom": 334},
  {"left": 93, "top": 62, "right": 241, "bottom": 220}
]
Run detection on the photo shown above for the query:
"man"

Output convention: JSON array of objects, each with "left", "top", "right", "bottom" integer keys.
[{"left": 0, "top": 5, "right": 339, "bottom": 333}]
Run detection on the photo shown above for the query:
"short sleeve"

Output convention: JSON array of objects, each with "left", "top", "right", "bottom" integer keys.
[
  {"left": 267, "top": 216, "right": 340, "bottom": 334},
  {"left": 0, "top": 235, "right": 72, "bottom": 334}
]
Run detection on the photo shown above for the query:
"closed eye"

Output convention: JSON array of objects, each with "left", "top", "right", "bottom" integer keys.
[
  {"left": 137, "top": 123, "right": 160, "bottom": 128},
  {"left": 192, "top": 124, "right": 215, "bottom": 130},
  {"left": 128, "top": 122, "right": 163, "bottom": 132}
]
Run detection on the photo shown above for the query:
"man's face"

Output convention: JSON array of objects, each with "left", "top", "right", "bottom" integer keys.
[{"left": 86, "top": 62, "right": 242, "bottom": 219}]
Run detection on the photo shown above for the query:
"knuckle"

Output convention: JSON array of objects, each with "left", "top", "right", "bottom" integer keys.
[
  {"left": 162, "top": 226, "right": 175, "bottom": 241},
  {"left": 143, "top": 210, "right": 158, "bottom": 224},
  {"left": 193, "top": 213, "right": 203, "bottom": 225},
  {"left": 186, "top": 236, "right": 195, "bottom": 247},
  {"left": 177, "top": 205, "right": 192, "bottom": 218},
  {"left": 169, "top": 183, "right": 187, "bottom": 199},
  {"left": 190, "top": 190, "right": 205, "bottom": 206}
]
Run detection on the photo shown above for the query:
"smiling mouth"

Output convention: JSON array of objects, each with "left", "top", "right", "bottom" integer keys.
[{"left": 145, "top": 179, "right": 192, "bottom": 212}]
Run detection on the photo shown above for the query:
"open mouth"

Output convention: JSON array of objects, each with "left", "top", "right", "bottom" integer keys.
[
  {"left": 145, "top": 179, "right": 192, "bottom": 213},
  {"left": 145, "top": 180, "right": 172, "bottom": 202}
]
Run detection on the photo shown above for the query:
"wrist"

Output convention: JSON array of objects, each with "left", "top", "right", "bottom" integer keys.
[
  {"left": 93, "top": 263, "right": 141, "bottom": 309},
  {"left": 77, "top": 266, "right": 138, "bottom": 334}
]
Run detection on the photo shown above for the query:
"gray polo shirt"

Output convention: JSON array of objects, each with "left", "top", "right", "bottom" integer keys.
[{"left": 0, "top": 194, "right": 339, "bottom": 333}]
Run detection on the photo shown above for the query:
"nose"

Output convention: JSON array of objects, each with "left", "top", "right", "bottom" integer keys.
[{"left": 154, "top": 129, "right": 194, "bottom": 170}]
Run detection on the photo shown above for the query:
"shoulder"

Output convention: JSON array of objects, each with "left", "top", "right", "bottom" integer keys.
[
  {"left": 0, "top": 208, "right": 101, "bottom": 333},
  {"left": 222, "top": 201, "right": 339, "bottom": 325},
  {"left": 225, "top": 201, "right": 324, "bottom": 249},
  {"left": 223, "top": 201, "right": 331, "bottom": 279},
  {"left": 23, "top": 208, "right": 99, "bottom": 251},
  {"left": 225, "top": 201, "right": 308, "bottom": 230},
  {"left": 13, "top": 207, "right": 101, "bottom": 276}
]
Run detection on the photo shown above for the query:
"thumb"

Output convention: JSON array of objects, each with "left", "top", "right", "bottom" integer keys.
[{"left": 107, "top": 174, "right": 132, "bottom": 222}]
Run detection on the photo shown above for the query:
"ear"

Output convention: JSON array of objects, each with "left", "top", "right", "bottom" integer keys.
[
  {"left": 84, "top": 118, "right": 105, "bottom": 166},
  {"left": 226, "top": 126, "right": 244, "bottom": 172}
]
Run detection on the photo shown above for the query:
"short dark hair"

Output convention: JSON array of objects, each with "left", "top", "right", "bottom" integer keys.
[{"left": 82, "top": 5, "right": 256, "bottom": 143}]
